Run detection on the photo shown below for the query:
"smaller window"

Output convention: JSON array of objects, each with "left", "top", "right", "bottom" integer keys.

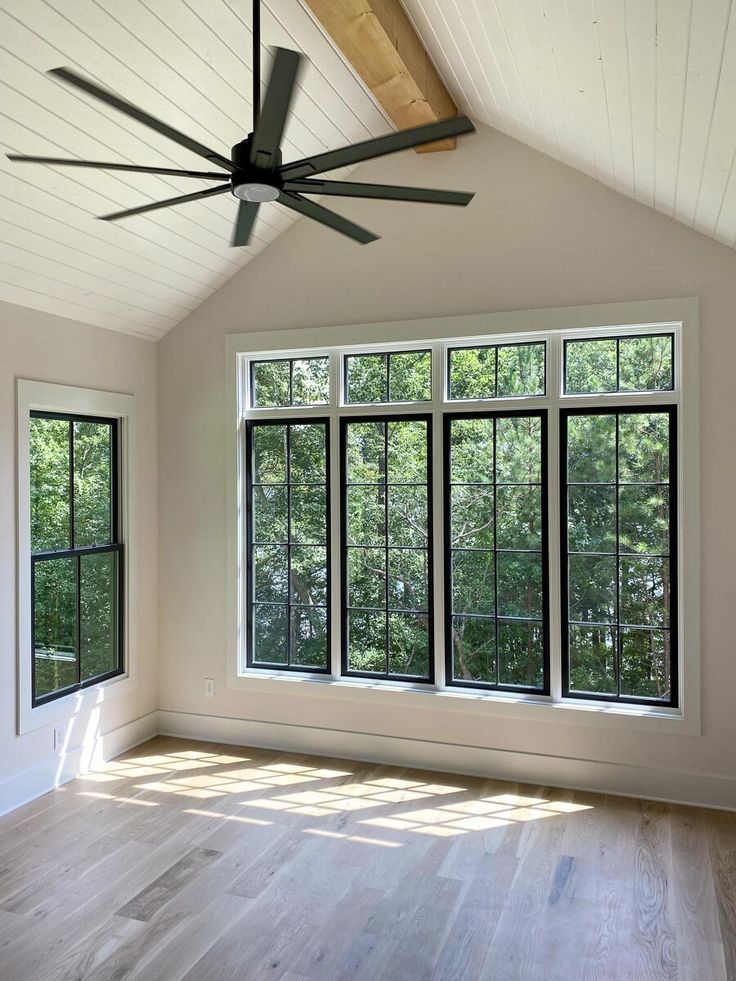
[
  {"left": 564, "top": 333, "right": 674, "bottom": 395},
  {"left": 251, "top": 357, "right": 329, "bottom": 408},
  {"left": 30, "top": 412, "right": 123, "bottom": 705},
  {"left": 447, "top": 342, "right": 546, "bottom": 400},
  {"left": 344, "top": 350, "right": 431, "bottom": 404}
]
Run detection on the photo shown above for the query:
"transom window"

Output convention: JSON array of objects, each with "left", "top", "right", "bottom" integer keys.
[
  {"left": 30, "top": 412, "right": 123, "bottom": 705},
  {"left": 239, "top": 326, "right": 681, "bottom": 709}
]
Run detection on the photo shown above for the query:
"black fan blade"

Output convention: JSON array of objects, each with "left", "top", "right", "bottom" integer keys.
[
  {"left": 232, "top": 200, "right": 260, "bottom": 246},
  {"left": 250, "top": 48, "right": 302, "bottom": 168},
  {"left": 279, "top": 116, "right": 475, "bottom": 181},
  {"left": 98, "top": 183, "right": 230, "bottom": 221},
  {"left": 7, "top": 154, "right": 230, "bottom": 179},
  {"left": 279, "top": 191, "right": 378, "bottom": 244},
  {"left": 48, "top": 67, "right": 234, "bottom": 172},
  {"left": 283, "top": 178, "right": 474, "bottom": 206}
]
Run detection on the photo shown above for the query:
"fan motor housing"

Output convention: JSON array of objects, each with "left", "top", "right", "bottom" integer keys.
[{"left": 230, "top": 137, "right": 283, "bottom": 202}]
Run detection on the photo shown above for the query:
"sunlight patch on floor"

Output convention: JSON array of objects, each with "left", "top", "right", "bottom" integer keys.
[{"left": 77, "top": 748, "right": 593, "bottom": 845}]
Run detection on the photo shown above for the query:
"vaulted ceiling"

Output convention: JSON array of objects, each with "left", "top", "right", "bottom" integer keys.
[{"left": 1, "top": 0, "right": 735, "bottom": 341}]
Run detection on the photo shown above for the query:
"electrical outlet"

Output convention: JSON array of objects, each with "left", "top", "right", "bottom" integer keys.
[
  {"left": 53, "top": 725, "right": 65, "bottom": 751},
  {"left": 204, "top": 678, "right": 215, "bottom": 697}
]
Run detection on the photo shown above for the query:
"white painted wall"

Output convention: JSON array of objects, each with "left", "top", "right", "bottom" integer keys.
[
  {"left": 155, "top": 124, "right": 735, "bottom": 806},
  {"left": 0, "top": 302, "right": 159, "bottom": 813}
]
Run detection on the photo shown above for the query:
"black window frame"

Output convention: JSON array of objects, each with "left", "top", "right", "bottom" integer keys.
[
  {"left": 250, "top": 356, "right": 330, "bottom": 408},
  {"left": 340, "top": 413, "right": 435, "bottom": 683},
  {"left": 245, "top": 417, "right": 331, "bottom": 673},
  {"left": 563, "top": 332, "right": 675, "bottom": 395},
  {"left": 560, "top": 404, "right": 678, "bottom": 707},
  {"left": 446, "top": 340, "right": 547, "bottom": 401},
  {"left": 30, "top": 410, "right": 124, "bottom": 707},
  {"left": 443, "top": 408, "right": 550, "bottom": 695},
  {"left": 343, "top": 349, "right": 433, "bottom": 405}
]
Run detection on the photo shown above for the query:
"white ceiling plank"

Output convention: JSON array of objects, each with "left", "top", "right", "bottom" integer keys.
[
  {"left": 0, "top": 262, "right": 173, "bottom": 334},
  {"left": 0, "top": 205, "right": 201, "bottom": 316},
  {"left": 562, "top": 0, "right": 617, "bottom": 188},
  {"left": 538, "top": 0, "right": 597, "bottom": 181},
  {"left": 455, "top": 0, "right": 541, "bottom": 139},
  {"left": 0, "top": 243, "right": 183, "bottom": 327},
  {"left": 0, "top": 280, "right": 166, "bottom": 338},
  {"left": 674, "top": 0, "right": 732, "bottom": 223},
  {"left": 653, "top": 0, "right": 692, "bottom": 216},
  {"left": 623, "top": 0, "right": 657, "bottom": 207},
  {"left": 504, "top": 0, "right": 575, "bottom": 167},
  {"left": 592, "top": 0, "right": 634, "bottom": 193},
  {"left": 0, "top": 167, "right": 226, "bottom": 295},
  {"left": 0, "top": 226, "right": 196, "bottom": 319},
  {"left": 693, "top": 5, "right": 736, "bottom": 236}
]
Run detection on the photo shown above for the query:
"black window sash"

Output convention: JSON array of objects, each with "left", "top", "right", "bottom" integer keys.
[
  {"left": 30, "top": 411, "right": 124, "bottom": 707},
  {"left": 562, "top": 333, "right": 675, "bottom": 395},
  {"left": 340, "top": 413, "right": 434, "bottom": 683},
  {"left": 343, "top": 350, "right": 433, "bottom": 405},
  {"left": 245, "top": 418, "right": 331, "bottom": 672},
  {"left": 560, "top": 405, "right": 678, "bottom": 706},
  {"left": 446, "top": 340, "right": 547, "bottom": 400},
  {"left": 443, "top": 409, "right": 550, "bottom": 695}
]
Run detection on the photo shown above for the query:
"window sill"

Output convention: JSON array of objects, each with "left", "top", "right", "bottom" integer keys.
[
  {"left": 18, "top": 670, "right": 134, "bottom": 736},
  {"left": 229, "top": 669, "right": 698, "bottom": 736}
]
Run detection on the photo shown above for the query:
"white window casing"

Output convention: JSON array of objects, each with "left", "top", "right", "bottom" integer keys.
[{"left": 225, "top": 297, "right": 699, "bottom": 736}]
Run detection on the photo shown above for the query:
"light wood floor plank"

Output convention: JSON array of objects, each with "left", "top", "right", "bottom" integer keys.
[{"left": 0, "top": 736, "right": 734, "bottom": 981}]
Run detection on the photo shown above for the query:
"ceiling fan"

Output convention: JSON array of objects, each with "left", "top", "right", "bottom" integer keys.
[{"left": 6, "top": 0, "right": 476, "bottom": 247}]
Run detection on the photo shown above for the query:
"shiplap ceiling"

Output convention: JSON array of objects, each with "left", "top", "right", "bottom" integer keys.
[
  {"left": 402, "top": 0, "right": 736, "bottom": 248},
  {"left": 0, "top": 0, "right": 388, "bottom": 340},
  {"left": 2, "top": 1, "right": 736, "bottom": 340}
]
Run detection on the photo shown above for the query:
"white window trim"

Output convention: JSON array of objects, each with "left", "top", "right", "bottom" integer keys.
[
  {"left": 225, "top": 296, "right": 700, "bottom": 736},
  {"left": 16, "top": 380, "right": 138, "bottom": 735}
]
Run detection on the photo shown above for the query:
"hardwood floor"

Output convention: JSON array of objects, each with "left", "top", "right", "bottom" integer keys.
[{"left": 1, "top": 735, "right": 734, "bottom": 980}]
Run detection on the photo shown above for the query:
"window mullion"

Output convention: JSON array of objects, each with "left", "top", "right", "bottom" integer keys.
[
  {"left": 548, "top": 333, "right": 563, "bottom": 701},
  {"left": 329, "top": 353, "right": 342, "bottom": 678},
  {"left": 432, "top": 341, "right": 445, "bottom": 689}
]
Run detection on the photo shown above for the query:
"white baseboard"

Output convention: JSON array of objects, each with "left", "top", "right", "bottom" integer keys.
[
  {"left": 0, "top": 711, "right": 158, "bottom": 819},
  {"left": 5, "top": 708, "right": 733, "bottom": 818},
  {"left": 157, "top": 709, "right": 736, "bottom": 812}
]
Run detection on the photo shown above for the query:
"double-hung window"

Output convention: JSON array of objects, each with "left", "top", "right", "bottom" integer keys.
[
  {"left": 237, "top": 320, "right": 684, "bottom": 714},
  {"left": 29, "top": 411, "right": 124, "bottom": 705}
]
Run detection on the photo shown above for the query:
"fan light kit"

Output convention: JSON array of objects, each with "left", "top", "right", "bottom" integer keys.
[{"left": 7, "top": 0, "right": 476, "bottom": 247}]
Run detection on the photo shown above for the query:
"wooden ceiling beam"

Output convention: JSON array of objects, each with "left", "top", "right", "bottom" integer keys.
[{"left": 303, "top": 0, "right": 459, "bottom": 151}]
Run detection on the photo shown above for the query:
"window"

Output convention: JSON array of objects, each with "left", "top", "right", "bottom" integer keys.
[
  {"left": 561, "top": 408, "right": 676, "bottom": 704},
  {"left": 345, "top": 350, "right": 431, "bottom": 403},
  {"left": 237, "top": 320, "right": 686, "bottom": 718},
  {"left": 251, "top": 357, "right": 329, "bottom": 407},
  {"left": 30, "top": 412, "right": 123, "bottom": 705},
  {"left": 342, "top": 416, "right": 432, "bottom": 680},
  {"left": 246, "top": 420, "right": 330, "bottom": 671},
  {"left": 445, "top": 412, "right": 548, "bottom": 692},
  {"left": 448, "top": 341, "right": 545, "bottom": 399},
  {"left": 564, "top": 333, "right": 674, "bottom": 394}
]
